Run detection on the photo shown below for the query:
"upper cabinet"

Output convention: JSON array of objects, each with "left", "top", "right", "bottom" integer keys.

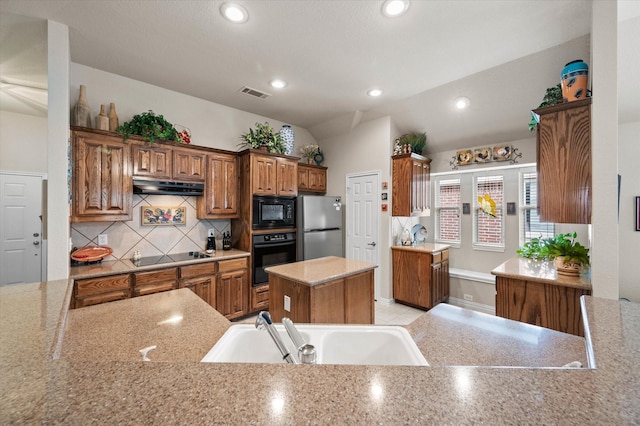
[
  {"left": 71, "top": 127, "right": 132, "bottom": 222},
  {"left": 392, "top": 153, "right": 431, "bottom": 217},
  {"left": 249, "top": 152, "right": 298, "bottom": 196},
  {"left": 197, "top": 152, "right": 239, "bottom": 219},
  {"left": 132, "top": 143, "right": 205, "bottom": 182},
  {"left": 298, "top": 163, "right": 327, "bottom": 193},
  {"left": 535, "top": 98, "right": 591, "bottom": 224}
]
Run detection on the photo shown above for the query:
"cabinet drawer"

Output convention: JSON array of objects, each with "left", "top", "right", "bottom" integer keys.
[
  {"left": 134, "top": 282, "right": 176, "bottom": 297},
  {"left": 255, "top": 285, "right": 269, "bottom": 303},
  {"left": 218, "top": 257, "right": 247, "bottom": 273},
  {"left": 76, "top": 289, "right": 130, "bottom": 308},
  {"left": 181, "top": 262, "right": 216, "bottom": 278},
  {"left": 76, "top": 274, "right": 130, "bottom": 297},
  {"left": 134, "top": 268, "right": 178, "bottom": 285},
  {"left": 433, "top": 252, "right": 442, "bottom": 263},
  {"left": 442, "top": 250, "right": 449, "bottom": 261}
]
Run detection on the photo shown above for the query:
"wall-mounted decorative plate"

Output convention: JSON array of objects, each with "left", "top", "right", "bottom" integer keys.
[
  {"left": 455, "top": 149, "right": 472, "bottom": 165},
  {"left": 474, "top": 147, "right": 492, "bottom": 163}
]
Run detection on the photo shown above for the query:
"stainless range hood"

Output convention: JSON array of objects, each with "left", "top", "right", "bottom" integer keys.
[{"left": 133, "top": 179, "right": 204, "bottom": 196}]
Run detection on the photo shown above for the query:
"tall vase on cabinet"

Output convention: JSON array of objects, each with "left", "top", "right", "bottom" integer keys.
[
  {"left": 71, "top": 85, "right": 92, "bottom": 127},
  {"left": 280, "top": 125, "right": 295, "bottom": 155}
]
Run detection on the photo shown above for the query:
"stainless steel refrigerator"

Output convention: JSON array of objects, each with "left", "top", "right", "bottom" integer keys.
[{"left": 297, "top": 195, "right": 343, "bottom": 260}]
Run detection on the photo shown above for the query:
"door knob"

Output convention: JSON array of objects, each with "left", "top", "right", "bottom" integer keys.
[
  {"left": 33, "top": 241, "right": 40, "bottom": 246},
  {"left": 367, "top": 242, "right": 377, "bottom": 247}
]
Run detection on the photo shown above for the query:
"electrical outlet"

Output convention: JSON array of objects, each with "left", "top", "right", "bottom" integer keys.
[
  {"left": 463, "top": 294, "right": 473, "bottom": 302},
  {"left": 284, "top": 295, "right": 291, "bottom": 312},
  {"left": 208, "top": 228, "right": 215, "bottom": 237},
  {"left": 98, "top": 234, "right": 108, "bottom": 245}
]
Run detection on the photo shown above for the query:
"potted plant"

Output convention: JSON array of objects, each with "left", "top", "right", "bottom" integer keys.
[
  {"left": 239, "top": 122, "right": 285, "bottom": 154},
  {"left": 117, "top": 110, "right": 181, "bottom": 143},
  {"left": 299, "top": 144, "right": 319, "bottom": 164},
  {"left": 517, "top": 232, "right": 590, "bottom": 276},
  {"left": 396, "top": 132, "right": 427, "bottom": 155},
  {"left": 528, "top": 84, "right": 563, "bottom": 131}
]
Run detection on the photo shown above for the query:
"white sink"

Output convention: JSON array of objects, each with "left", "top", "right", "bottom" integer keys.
[{"left": 201, "top": 324, "right": 429, "bottom": 366}]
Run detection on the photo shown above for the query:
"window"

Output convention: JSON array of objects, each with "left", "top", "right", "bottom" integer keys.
[
  {"left": 435, "top": 178, "right": 461, "bottom": 243},
  {"left": 520, "top": 171, "right": 554, "bottom": 244},
  {"left": 473, "top": 175, "right": 504, "bottom": 250}
]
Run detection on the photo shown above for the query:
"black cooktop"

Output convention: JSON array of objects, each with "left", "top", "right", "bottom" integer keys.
[{"left": 132, "top": 251, "right": 211, "bottom": 267}]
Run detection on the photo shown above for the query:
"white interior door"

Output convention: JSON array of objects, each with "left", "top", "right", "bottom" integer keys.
[
  {"left": 0, "top": 173, "right": 43, "bottom": 286},
  {"left": 346, "top": 172, "right": 380, "bottom": 299}
]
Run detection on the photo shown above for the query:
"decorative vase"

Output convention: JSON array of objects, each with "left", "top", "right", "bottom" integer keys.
[
  {"left": 71, "top": 85, "right": 92, "bottom": 127},
  {"left": 306, "top": 157, "right": 313, "bottom": 164},
  {"left": 280, "top": 125, "right": 295, "bottom": 155},
  {"left": 108, "top": 102, "right": 119, "bottom": 131},
  {"left": 95, "top": 105, "right": 109, "bottom": 130},
  {"left": 553, "top": 256, "right": 582, "bottom": 276},
  {"left": 561, "top": 60, "right": 588, "bottom": 102}
]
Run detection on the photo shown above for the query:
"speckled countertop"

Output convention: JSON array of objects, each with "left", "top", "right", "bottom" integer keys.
[
  {"left": 264, "top": 256, "right": 377, "bottom": 286},
  {"left": 390, "top": 243, "right": 451, "bottom": 253},
  {"left": 492, "top": 256, "right": 591, "bottom": 289},
  {"left": 69, "top": 249, "right": 250, "bottom": 279},
  {"left": 1, "top": 278, "right": 639, "bottom": 424}
]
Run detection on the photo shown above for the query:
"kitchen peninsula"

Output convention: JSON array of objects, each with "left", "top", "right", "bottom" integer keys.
[
  {"left": 1, "top": 277, "right": 639, "bottom": 424},
  {"left": 265, "top": 256, "right": 376, "bottom": 324}
]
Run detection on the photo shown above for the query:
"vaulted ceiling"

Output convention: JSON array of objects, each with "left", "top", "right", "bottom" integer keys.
[{"left": 1, "top": 1, "right": 639, "bottom": 153}]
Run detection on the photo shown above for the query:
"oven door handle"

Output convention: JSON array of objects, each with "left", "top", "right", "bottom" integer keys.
[{"left": 253, "top": 241, "right": 296, "bottom": 249}]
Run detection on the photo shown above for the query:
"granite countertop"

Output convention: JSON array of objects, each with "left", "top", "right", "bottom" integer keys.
[
  {"left": 1, "top": 278, "right": 639, "bottom": 424},
  {"left": 69, "top": 249, "right": 250, "bottom": 279},
  {"left": 391, "top": 243, "right": 451, "bottom": 253},
  {"left": 492, "top": 256, "right": 591, "bottom": 289},
  {"left": 264, "top": 255, "right": 377, "bottom": 286}
]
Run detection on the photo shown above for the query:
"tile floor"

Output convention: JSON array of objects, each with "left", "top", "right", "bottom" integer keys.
[{"left": 233, "top": 301, "right": 426, "bottom": 325}]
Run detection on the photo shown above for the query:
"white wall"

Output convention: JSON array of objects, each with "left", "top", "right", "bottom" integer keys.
[
  {"left": 618, "top": 121, "right": 640, "bottom": 302},
  {"left": 0, "top": 111, "right": 48, "bottom": 173},
  {"left": 319, "top": 116, "right": 394, "bottom": 300},
  {"left": 71, "top": 64, "right": 316, "bottom": 153}
]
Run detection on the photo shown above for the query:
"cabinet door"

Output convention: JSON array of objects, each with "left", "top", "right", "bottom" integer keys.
[
  {"left": 392, "top": 154, "right": 431, "bottom": 217},
  {"left": 132, "top": 144, "right": 172, "bottom": 179},
  {"left": 252, "top": 155, "right": 277, "bottom": 195},
  {"left": 392, "top": 249, "right": 433, "bottom": 309},
  {"left": 276, "top": 158, "right": 298, "bottom": 196},
  {"left": 344, "top": 270, "right": 374, "bottom": 324},
  {"left": 72, "top": 130, "right": 132, "bottom": 222},
  {"left": 216, "top": 269, "right": 248, "bottom": 319},
  {"left": 298, "top": 168, "right": 309, "bottom": 191},
  {"left": 197, "top": 153, "right": 238, "bottom": 218},
  {"left": 180, "top": 276, "right": 215, "bottom": 307},
  {"left": 307, "top": 167, "right": 327, "bottom": 193},
  {"left": 411, "top": 159, "right": 424, "bottom": 216},
  {"left": 173, "top": 148, "right": 206, "bottom": 182}
]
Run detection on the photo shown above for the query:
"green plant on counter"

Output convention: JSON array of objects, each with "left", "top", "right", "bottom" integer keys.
[
  {"left": 528, "top": 84, "right": 563, "bottom": 132},
  {"left": 239, "top": 122, "right": 285, "bottom": 154},
  {"left": 517, "top": 232, "right": 590, "bottom": 266},
  {"left": 397, "top": 132, "right": 427, "bottom": 154},
  {"left": 117, "top": 110, "right": 180, "bottom": 143}
]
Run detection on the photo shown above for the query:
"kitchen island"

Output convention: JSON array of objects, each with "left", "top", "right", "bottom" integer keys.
[
  {"left": 265, "top": 256, "right": 377, "bottom": 324},
  {"left": 1, "top": 278, "right": 639, "bottom": 424}
]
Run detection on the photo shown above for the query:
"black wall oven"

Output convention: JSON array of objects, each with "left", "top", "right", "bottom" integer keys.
[
  {"left": 252, "top": 195, "right": 295, "bottom": 229},
  {"left": 252, "top": 232, "right": 296, "bottom": 287}
]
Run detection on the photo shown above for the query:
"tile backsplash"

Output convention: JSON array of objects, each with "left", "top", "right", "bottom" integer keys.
[{"left": 71, "top": 194, "right": 230, "bottom": 261}]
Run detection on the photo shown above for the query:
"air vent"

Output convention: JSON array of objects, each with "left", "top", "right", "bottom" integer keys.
[{"left": 240, "top": 86, "right": 271, "bottom": 99}]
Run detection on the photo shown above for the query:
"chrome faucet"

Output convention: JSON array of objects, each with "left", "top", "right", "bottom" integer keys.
[
  {"left": 255, "top": 311, "right": 298, "bottom": 364},
  {"left": 283, "top": 317, "right": 317, "bottom": 364}
]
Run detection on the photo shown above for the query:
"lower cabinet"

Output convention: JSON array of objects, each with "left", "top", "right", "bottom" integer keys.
[
  {"left": 392, "top": 248, "right": 449, "bottom": 310},
  {"left": 73, "top": 274, "right": 131, "bottom": 309},
  {"left": 179, "top": 263, "right": 216, "bottom": 307},
  {"left": 133, "top": 268, "right": 178, "bottom": 297},
  {"left": 495, "top": 277, "right": 591, "bottom": 337},
  {"left": 216, "top": 258, "right": 248, "bottom": 320},
  {"left": 250, "top": 284, "right": 270, "bottom": 313}
]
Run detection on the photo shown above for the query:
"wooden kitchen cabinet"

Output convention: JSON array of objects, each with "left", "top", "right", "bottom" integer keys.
[
  {"left": 180, "top": 263, "right": 216, "bottom": 307},
  {"left": 197, "top": 152, "right": 239, "bottom": 219},
  {"left": 495, "top": 276, "right": 590, "bottom": 337},
  {"left": 71, "top": 128, "right": 133, "bottom": 222},
  {"left": 249, "top": 152, "right": 298, "bottom": 196},
  {"left": 172, "top": 147, "right": 206, "bottom": 182},
  {"left": 392, "top": 153, "right": 431, "bottom": 217},
  {"left": 73, "top": 273, "right": 131, "bottom": 309},
  {"left": 298, "top": 163, "right": 327, "bottom": 193},
  {"left": 131, "top": 143, "right": 173, "bottom": 179},
  {"left": 216, "top": 257, "right": 248, "bottom": 320},
  {"left": 392, "top": 247, "right": 449, "bottom": 310},
  {"left": 276, "top": 157, "right": 298, "bottom": 196},
  {"left": 133, "top": 267, "right": 178, "bottom": 297},
  {"left": 535, "top": 98, "right": 591, "bottom": 224},
  {"left": 250, "top": 284, "right": 270, "bottom": 313}
]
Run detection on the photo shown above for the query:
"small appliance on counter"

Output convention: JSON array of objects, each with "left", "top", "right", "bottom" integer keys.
[
  {"left": 222, "top": 232, "right": 232, "bottom": 251},
  {"left": 206, "top": 236, "right": 216, "bottom": 254}
]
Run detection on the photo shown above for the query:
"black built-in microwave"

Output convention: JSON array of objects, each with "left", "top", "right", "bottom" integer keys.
[{"left": 252, "top": 195, "right": 295, "bottom": 229}]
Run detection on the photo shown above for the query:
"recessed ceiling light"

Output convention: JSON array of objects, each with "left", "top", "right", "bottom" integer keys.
[
  {"left": 382, "top": 0, "right": 409, "bottom": 17},
  {"left": 220, "top": 3, "right": 248, "bottom": 23},
  {"left": 270, "top": 79, "right": 287, "bottom": 89},
  {"left": 367, "top": 88, "right": 384, "bottom": 97},
  {"left": 454, "top": 96, "right": 471, "bottom": 110}
]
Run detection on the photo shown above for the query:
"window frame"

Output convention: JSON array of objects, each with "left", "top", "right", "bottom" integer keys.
[
  {"left": 472, "top": 173, "right": 505, "bottom": 252},
  {"left": 519, "top": 168, "right": 555, "bottom": 246},
  {"left": 434, "top": 176, "right": 461, "bottom": 247}
]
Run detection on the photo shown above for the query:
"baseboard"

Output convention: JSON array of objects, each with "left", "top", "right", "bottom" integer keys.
[
  {"left": 449, "top": 268, "right": 495, "bottom": 285},
  {"left": 375, "top": 296, "right": 395, "bottom": 305},
  {"left": 448, "top": 296, "right": 495, "bottom": 316}
]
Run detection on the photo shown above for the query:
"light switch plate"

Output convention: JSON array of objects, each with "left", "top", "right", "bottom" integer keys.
[
  {"left": 98, "top": 234, "right": 108, "bottom": 245},
  {"left": 284, "top": 295, "right": 291, "bottom": 312},
  {"left": 208, "top": 228, "right": 215, "bottom": 237}
]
